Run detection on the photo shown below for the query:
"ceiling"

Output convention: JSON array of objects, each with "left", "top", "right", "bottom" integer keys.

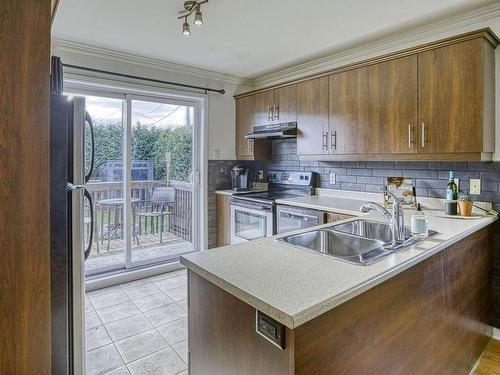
[{"left": 52, "top": 0, "right": 494, "bottom": 78}]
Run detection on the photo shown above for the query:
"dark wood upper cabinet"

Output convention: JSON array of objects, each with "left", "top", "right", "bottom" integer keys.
[
  {"left": 296, "top": 77, "right": 329, "bottom": 155},
  {"left": 273, "top": 84, "right": 297, "bottom": 123},
  {"left": 236, "top": 95, "right": 271, "bottom": 160},
  {"left": 253, "top": 90, "right": 274, "bottom": 127},
  {"left": 418, "top": 38, "right": 492, "bottom": 154},
  {"left": 367, "top": 55, "right": 418, "bottom": 154},
  {"left": 236, "top": 95, "right": 254, "bottom": 159},
  {"left": 234, "top": 29, "right": 499, "bottom": 161},
  {"left": 329, "top": 67, "right": 369, "bottom": 154}
]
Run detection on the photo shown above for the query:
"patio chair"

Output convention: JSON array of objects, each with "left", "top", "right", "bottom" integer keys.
[{"left": 135, "top": 186, "right": 175, "bottom": 244}]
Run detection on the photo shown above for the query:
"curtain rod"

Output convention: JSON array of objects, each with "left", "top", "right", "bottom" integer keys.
[{"left": 62, "top": 63, "right": 226, "bottom": 95}]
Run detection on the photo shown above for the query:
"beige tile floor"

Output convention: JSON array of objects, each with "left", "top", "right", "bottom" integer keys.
[{"left": 85, "top": 269, "right": 188, "bottom": 375}]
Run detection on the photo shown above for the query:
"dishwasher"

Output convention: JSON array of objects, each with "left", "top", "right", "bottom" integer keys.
[{"left": 276, "top": 204, "right": 326, "bottom": 234}]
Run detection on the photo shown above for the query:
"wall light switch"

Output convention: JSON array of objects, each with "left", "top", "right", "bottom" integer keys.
[
  {"left": 329, "top": 173, "right": 336, "bottom": 185},
  {"left": 470, "top": 179, "right": 481, "bottom": 195}
]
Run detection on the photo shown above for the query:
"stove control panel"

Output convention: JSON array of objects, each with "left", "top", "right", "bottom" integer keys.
[{"left": 268, "top": 171, "right": 314, "bottom": 186}]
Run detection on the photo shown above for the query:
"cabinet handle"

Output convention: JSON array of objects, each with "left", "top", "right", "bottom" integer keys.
[
  {"left": 274, "top": 104, "right": 279, "bottom": 120},
  {"left": 268, "top": 106, "right": 273, "bottom": 121},
  {"left": 421, "top": 123, "right": 426, "bottom": 148},
  {"left": 408, "top": 124, "right": 412, "bottom": 149},
  {"left": 322, "top": 132, "right": 328, "bottom": 150},
  {"left": 330, "top": 131, "right": 337, "bottom": 151}
]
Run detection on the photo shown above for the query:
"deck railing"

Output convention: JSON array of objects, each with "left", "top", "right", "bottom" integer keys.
[{"left": 86, "top": 179, "right": 193, "bottom": 243}]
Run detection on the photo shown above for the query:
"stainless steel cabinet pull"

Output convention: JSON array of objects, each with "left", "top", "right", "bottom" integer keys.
[
  {"left": 331, "top": 131, "right": 337, "bottom": 151},
  {"left": 268, "top": 106, "right": 273, "bottom": 121},
  {"left": 274, "top": 104, "right": 279, "bottom": 120},
  {"left": 408, "top": 124, "right": 412, "bottom": 149},
  {"left": 421, "top": 123, "right": 426, "bottom": 148},
  {"left": 322, "top": 131, "right": 328, "bottom": 150}
]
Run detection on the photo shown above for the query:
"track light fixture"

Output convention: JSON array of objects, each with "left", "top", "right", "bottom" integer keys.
[{"left": 178, "top": 0, "right": 207, "bottom": 36}]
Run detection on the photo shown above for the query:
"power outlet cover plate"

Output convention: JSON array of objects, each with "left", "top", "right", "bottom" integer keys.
[
  {"left": 329, "top": 173, "right": 336, "bottom": 184},
  {"left": 470, "top": 179, "right": 481, "bottom": 195}
]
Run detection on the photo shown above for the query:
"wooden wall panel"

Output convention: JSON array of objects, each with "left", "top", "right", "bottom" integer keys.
[
  {"left": 189, "top": 271, "right": 294, "bottom": 375},
  {"left": 0, "top": 1, "right": 52, "bottom": 374}
]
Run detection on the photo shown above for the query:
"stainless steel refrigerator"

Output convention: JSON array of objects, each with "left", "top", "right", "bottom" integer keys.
[{"left": 51, "top": 94, "right": 94, "bottom": 375}]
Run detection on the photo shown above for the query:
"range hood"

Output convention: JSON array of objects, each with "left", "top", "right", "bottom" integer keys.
[{"left": 245, "top": 122, "right": 297, "bottom": 140}]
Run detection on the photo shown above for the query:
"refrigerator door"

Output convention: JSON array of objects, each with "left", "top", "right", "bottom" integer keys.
[{"left": 70, "top": 96, "right": 87, "bottom": 375}]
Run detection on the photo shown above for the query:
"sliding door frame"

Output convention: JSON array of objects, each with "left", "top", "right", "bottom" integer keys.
[{"left": 65, "top": 79, "right": 208, "bottom": 278}]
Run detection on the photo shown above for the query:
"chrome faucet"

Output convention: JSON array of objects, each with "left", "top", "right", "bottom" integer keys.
[{"left": 360, "top": 186, "right": 406, "bottom": 246}]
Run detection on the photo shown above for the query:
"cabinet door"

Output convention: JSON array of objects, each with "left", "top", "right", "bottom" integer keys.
[
  {"left": 296, "top": 77, "right": 329, "bottom": 155},
  {"left": 236, "top": 96, "right": 254, "bottom": 159},
  {"left": 418, "top": 39, "right": 483, "bottom": 153},
  {"left": 368, "top": 55, "right": 418, "bottom": 154},
  {"left": 329, "top": 68, "right": 369, "bottom": 154},
  {"left": 253, "top": 90, "right": 274, "bottom": 127},
  {"left": 273, "top": 84, "right": 297, "bottom": 123}
]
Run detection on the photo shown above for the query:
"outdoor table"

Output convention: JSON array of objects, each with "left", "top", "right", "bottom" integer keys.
[{"left": 97, "top": 198, "right": 140, "bottom": 251}]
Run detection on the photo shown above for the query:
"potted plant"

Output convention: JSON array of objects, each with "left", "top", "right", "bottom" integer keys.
[{"left": 458, "top": 193, "right": 473, "bottom": 216}]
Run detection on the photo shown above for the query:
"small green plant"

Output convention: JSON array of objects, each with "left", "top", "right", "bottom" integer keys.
[{"left": 458, "top": 193, "right": 472, "bottom": 202}]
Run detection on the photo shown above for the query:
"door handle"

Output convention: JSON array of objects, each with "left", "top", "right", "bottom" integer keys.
[
  {"left": 408, "top": 124, "right": 413, "bottom": 149},
  {"left": 274, "top": 104, "right": 279, "bottom": 120},
  {"left": 83, "top": 188, "right": 94, "bottom": 261},
  {"left": 84, "top": 111, "right": 95, "bottom": 183},
  {"left": 322, "top": 132, "right": 328, "bottom": 150},
  {"left": 330, "top": 131, "right": 337, "bottom": 151},
  {"left": 421, "top": 123, "right": 426, "bottom": 148}
]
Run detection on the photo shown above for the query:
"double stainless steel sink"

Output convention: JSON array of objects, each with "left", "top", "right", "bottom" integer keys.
[{"left": 277, "top": 219, "right": 437, "bottom": 265}]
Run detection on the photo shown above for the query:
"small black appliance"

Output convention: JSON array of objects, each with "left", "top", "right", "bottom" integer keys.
[{"left": 231, "top": 165, "right": 252, "bottom": 192}]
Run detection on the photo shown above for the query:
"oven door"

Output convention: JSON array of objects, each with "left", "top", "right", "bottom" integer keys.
[{"left": 230, "top": 202, "right": 274, "bottom": 244}]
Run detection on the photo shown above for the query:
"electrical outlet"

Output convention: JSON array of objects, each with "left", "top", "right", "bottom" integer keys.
[
  {"left": 213, "top": 149, "right": 220, "bottom": 159},
  {"left": 258, "top": 170, "right": 264, "bottom": 180},
  {"left": 454, "top": 178, "right": 460, "bottom": 192},
  {"left": 470, "top": 179, "right": 481, "bottom": 195},
  {"left": 329, "top": 173, "right": 336, "bottom": 184}
]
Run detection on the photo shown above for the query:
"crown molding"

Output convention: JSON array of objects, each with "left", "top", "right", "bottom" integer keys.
[
  {"left": 252, "top": 1, "right": 500, "bottom": 89},
  {"left": 51, "top": 38, "right": 252, "bottom": 87}
]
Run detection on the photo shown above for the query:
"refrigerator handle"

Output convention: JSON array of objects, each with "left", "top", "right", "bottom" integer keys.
[
  {"left": 84, "top": 111, "right": 95, "bottom": 184},
  {"left": 83, "top": 188, "right": 93, "bottom": 261}
]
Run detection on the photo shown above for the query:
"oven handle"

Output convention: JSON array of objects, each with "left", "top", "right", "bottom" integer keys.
[{"left": 231, "top": 201, "right": 273, "bottom": 211}]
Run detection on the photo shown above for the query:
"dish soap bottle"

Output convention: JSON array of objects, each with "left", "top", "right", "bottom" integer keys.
[{"left": 411, "top": 204, "right": 428, "bottom": 240}]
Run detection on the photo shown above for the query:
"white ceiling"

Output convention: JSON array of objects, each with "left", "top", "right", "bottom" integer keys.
[{"left": 52, "top": 0, "right": 494, "bottom": 78}]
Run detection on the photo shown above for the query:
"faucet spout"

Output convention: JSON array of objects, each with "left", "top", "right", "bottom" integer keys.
[{"left": 359, "top": 186, "right": 406, "bottom": 246}]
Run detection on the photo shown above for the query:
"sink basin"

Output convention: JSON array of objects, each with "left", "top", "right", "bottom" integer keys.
[
  {"left": 277, "top": 219, "right": 438, "bottom": 265},
  {"left": 277, "top": 230, "right": 392, "bottom": 265},
  {"left": 332, "top": 219, "right": 413, "bottom": 243}
]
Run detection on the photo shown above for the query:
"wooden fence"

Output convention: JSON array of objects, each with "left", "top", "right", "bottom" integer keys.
[{"left": 86, "top": 180, "right": 193, "bottom": 242}]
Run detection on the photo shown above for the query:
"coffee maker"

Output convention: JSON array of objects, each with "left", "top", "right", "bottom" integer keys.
[{"left": 231, "top": 165, "right": 251, "bottom": 192}]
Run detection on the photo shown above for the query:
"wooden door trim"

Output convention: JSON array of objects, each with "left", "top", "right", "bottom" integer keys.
[{"left": 234, "top": 28, "right": 499, "bottom": 99}]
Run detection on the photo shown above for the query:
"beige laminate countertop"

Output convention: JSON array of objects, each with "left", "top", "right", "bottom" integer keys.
[{"left": 181, "top": 196, "right": 497, "bottom": 329}]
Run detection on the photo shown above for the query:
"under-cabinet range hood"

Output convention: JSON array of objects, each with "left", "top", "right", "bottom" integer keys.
[{"left": 245, "top": 122, "right": 297, "bottom": 140}]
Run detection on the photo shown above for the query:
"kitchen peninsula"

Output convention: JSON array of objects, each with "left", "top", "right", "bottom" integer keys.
[{"left": 181, "top": 197, "right": 497, "bottom": 375}]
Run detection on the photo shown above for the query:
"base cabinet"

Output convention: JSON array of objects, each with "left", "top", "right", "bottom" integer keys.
[
  {"left": 188, "top": 225, "right": 493, "bottom": 375},
  {"left": 215, "top": 194, "right": 231, "bottom": 247}
]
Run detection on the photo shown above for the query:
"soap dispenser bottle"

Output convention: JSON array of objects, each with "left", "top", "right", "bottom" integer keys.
[{"left": 411, "top": 203, "right": 428, "bottom": 240}]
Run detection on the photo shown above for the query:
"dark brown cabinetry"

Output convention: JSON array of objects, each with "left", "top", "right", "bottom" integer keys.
[
  {"left": 235, "top": 95, "right": 271, "bottom": 160},
  {"left": 235, "top": 29, "right": 498, "bottom": 161},
  {"left": 418, "top": 38, "right": 493, "bottom": 154},
  {"left": 296, "top": 77, "right": 329, "bottom": 155},
  {"left": 367, "top": 55, "right": 418, "bottom": 154}
]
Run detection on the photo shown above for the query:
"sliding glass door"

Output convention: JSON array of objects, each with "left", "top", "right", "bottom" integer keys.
[
  {"left": 127, "top": 95, "right": 196, "bottom": 267},
  {"left": 69, "top": 89, "right": 202, "bottom": 277}
]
